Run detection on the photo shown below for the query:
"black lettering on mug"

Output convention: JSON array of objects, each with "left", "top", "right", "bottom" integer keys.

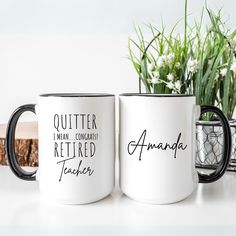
[
  {"left": 53, "top": 113, "right": 99, "bottom": 182},
  {"left": 57, "top": 157, "right": 94, "bottom": 182},
  {"left": 127, "top": 130, "right": 187, "bottom": 161},
  {"left": 53, "top": 114, "right": 97, "bottom": 132}
]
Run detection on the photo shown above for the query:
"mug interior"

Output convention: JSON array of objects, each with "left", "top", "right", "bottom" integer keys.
[
  {"left": 40, "top": 93, "right": 114, "bottom": 97},
  {"left": 119, "top": 93, "right": 194, "bottom": 97}
]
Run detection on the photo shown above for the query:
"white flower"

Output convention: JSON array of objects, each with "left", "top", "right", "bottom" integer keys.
[
  {"left": 187, "top": 58, "right": 199, "bottom": 74},
  {"left": 167, "top": 73, "right": 174, "bottom": 81},
  {"left": 156, "top": 53, "right": 175, "bottom": 67},
  {"left": 156, "top": 55, "right": 165, "bottom": 67},
  {"left": 175, "top": 62, "right": 181, "bottom": 69},
  {"left": 166, "top": 53, "right": 175, "bottom": 64},
  {"left": 230, "top": 63, "right": 236, "bottom": 76},
  {"left": 166, "top": 82, "right": 174, "bottom": 90},
  {"left": 220, "top": 68, "right": 228, "bottom": 77},
  {"left": 147, "top": 71, "right": 160, "bottom": 84},
  {"left": 174, "top": 81, "right": 181, "bottom": 91},
  {"left": 151, "top": 78, "right": 160, "bottom": 84},
  {"left": 148, "top": 62, "right": 155, "bottom": 72}
]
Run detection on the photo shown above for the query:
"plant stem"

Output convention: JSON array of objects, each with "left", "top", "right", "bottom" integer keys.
[{"left": 184, "top": 0, "right": 187, "bottom": 56}]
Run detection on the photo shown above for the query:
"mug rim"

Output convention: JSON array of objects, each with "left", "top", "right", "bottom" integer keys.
[
  {"left": 119, "top": 93, "right": 194, "bottom": 97},
  {"left": 39, "top": 93, "right": 115, "bottom": 97}
]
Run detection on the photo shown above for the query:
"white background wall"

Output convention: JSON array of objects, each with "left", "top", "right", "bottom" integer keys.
[{"left": 0, "top": 0, "right": 236, "bottom": 123}]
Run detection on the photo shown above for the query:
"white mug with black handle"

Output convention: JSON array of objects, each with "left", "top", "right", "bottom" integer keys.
[
  {"left": 119, "top": 94, "right": 231, "bottom": 204},
  {"left": 6, "top": 93, "right": 115, "bottom": 204}
]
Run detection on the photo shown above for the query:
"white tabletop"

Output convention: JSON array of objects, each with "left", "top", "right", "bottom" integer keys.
[{"left": 1, "top": 165, "right": 236, "bottom": 235}]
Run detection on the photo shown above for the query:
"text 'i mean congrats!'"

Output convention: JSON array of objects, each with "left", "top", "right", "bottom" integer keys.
[{"left": 53, "top": 114, "right": 99, "bottom": 182}]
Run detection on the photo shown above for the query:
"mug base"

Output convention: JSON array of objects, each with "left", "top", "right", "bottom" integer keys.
[
  {"left": 122, "top": 189, "right": 196, "bottom": 205},
  {"left": 40, "top": 190, "right": 113, "bottom": 205}
]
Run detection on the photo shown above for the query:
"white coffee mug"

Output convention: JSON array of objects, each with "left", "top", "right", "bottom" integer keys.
[
  {"left": 6, "top": 93, "right": 115, "bottom": 204},
  {"left": 119, "top": 94, "right": 231, "bottom": 204}
]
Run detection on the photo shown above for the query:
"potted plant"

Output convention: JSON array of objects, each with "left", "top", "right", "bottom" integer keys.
[{"left": 128, "top": 0, "right": 236, "bottom": 171}]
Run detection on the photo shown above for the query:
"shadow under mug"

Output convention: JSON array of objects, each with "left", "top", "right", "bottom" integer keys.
[
  {"left": 6, "top": 93, "right": 115, "bottom": 204},
  {"left": 119, "top": 93, "right": 232, "bottom": 204}
]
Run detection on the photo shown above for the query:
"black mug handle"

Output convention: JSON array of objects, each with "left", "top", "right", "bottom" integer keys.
[
  {"left": 6, "top": 104, "right": 37, "bottom": 181},
  {"left": 198, "top": 105, "right": 232, "bottom": 183}
]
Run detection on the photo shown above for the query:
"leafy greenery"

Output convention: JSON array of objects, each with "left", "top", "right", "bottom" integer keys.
[{"left": 128, "top": 0, "right": 236, "bottom": 119}]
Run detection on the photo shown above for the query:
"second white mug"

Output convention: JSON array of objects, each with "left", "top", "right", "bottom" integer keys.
[{"left": 119, "top": 94, "right": 231, "bottom": 204}]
